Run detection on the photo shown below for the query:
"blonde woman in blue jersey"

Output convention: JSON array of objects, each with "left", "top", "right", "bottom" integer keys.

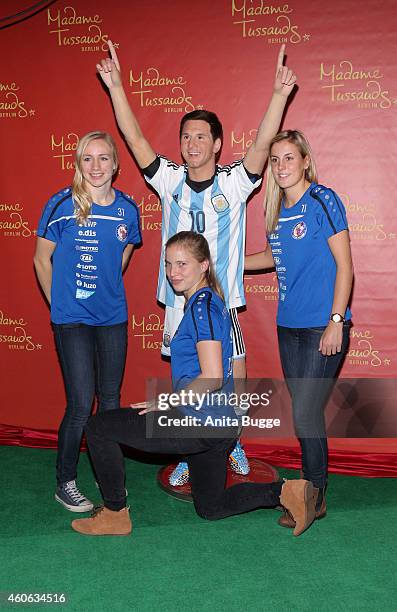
[
  {"left": 96, "top": 40, "right": 297, "bottom": 484},
  {"left": 71, "top": 231, "right": 317, "bottom": 537},
  {"left": 34, "top": 131, "right": 141, "bottom": 512},
  {"left": 245, "top": 130, "right": 353, "bottom": 529}
]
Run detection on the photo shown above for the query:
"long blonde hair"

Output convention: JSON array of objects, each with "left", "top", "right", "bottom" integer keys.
[
  {"left": 72, "top": 131, "right": 119, "bottom": 224},
  {"left": 264, "top": 130, "right": 318, "bottom": 233},
  {"left": 165, "top": 231, "right": 224, "bottom": 300}
]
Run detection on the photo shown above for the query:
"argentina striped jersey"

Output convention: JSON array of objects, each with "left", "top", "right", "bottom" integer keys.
[{"left": 145, "top": 156, "right": 261, "bottom": 309}]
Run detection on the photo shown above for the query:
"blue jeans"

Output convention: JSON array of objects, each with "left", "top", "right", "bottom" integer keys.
[
  {"left": 52, "top": 322, "right": 128, "bottom": 485},
  {"left": 277, "top": 323, "right": 350, "bottom": 488}
]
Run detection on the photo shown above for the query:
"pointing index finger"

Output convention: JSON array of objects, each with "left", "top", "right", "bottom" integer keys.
[
  {"left": 276, "top": 43, "right": 285, "bottom": 74},
  {"left": 107, "top": 39, "right": 120, "bottom": 71}
]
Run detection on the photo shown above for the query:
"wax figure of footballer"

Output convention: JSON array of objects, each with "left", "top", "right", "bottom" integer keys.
[{"left": 96, "top": 41, "right": 296, "bottom": 484}]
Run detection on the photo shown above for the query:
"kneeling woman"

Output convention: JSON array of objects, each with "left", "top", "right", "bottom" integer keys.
[{"left": 72, "top": 231, "right": 316, "bottom": 537}]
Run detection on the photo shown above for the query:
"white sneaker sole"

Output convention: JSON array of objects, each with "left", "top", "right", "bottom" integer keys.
[{"left": 55, "top": 494, "right": 93, "bottom": 513}]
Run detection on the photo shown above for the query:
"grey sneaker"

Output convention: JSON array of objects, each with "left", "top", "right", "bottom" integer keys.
[{"left": 55, "top": 480, "right": 93, "bottom": 513}]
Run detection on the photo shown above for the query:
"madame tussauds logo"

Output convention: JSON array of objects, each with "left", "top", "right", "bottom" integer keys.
[
  {"left": 347, "top": 328, "right": 390, "bottom": 369},
  {"left": 0, "top": 311, "right": 42, "bottom": 351},
  {"left": 245, "top": 274, "right": 279, "bottom": 301},
  {"left": 340, "top": 193, "right": 395, "bottom": 242},
  {"left": 129, "top": 68, "right": 200, "bottom": 113},
  {"left": 131, "top": 313, "right": 164, "bottom": 350},
  {"left": 0, "top": 203, "right": 34, "bottom": 238},
  {"left": 231, "top": 0, "right": 310, "bottom": 44},
  {"left": 51, "top": 133, "right": 78, "bottom": 171},
  {"left": 0, "top": 82, "right": 35, "bottom": 119},
  {"left": 231, "top": 129, "right": 257, "bottom": 158},
  {"left": 137, "top": 194, "right": 162, "bottom": 232},
  {"left": 320, "top": 60, "right": 396, "bottom": 109},
  {"left": 47, "top": 5, "right": 110, "bottom": 52}
]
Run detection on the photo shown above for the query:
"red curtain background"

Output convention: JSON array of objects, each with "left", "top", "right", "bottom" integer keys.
[{"left": 1, "top": 0, "right": 396, "bottom": 476}]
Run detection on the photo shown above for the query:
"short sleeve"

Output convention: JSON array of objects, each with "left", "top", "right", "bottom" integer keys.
[
  {"left": 312, "top": 185, "right": 348, "bottom": 240},
  {"left": 36, "top": 188, "right": 73, "bottom": 243},
  {"left": 144, "top": 155, "right": 184, "bottom": 199},
  {"left": 216, "top": 160, "right": 262, "bottom": 205},
  {"left": 128, "top": 206, "right": 142, "bottom": 244},
  {"left": 142, "top": 156, "right": 160, "bottom": 179},
  {"left": 119, "top": 193, "right": 142, "bottom": 245},
  {"left": 190, "top": 292, "right": 224, "bottom": 343}
]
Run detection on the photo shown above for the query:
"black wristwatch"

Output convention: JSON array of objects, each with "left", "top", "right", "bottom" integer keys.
[{"left": 330, "top": 313, "right": 345, "bottom": 323}]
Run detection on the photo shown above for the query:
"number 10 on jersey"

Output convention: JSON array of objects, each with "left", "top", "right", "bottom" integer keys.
[{"left": 189, "top": 211, "right": 206, "bottom": 233}]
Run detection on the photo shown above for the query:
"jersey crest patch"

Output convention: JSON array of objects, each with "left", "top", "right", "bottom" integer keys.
[
  {"left": 116, "top": 224, "right": 128, "bottom": 242},
  {"left": 211, "top": 194, "right": 230, "bottom": 213},
  {"left": 292, "top": 221, "right": 307, "bottom": 240}
]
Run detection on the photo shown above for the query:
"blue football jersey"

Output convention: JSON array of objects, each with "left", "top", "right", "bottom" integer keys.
[
  {"left": 170, "top": 288, "right": 234, "bottom": 421},
  {"left": 37, "top": 187, "right": 141, "bottom": 325},
  {"left": 267, "top": 183, "right": 352, "bottom": 327}
]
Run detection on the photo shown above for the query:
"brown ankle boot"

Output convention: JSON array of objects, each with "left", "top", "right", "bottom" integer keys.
[
  {"left": 278, "top": 487, "right": 327, "bottom": 528},
  {"left": 279, "top": 479, "right": 316, "bottom": 536},
  {"left": 71, "top": 506, "right": 132, "bottom": 536}
]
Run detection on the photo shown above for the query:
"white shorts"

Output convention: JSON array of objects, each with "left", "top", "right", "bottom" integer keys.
[{"left": 161, "top": 305, "right": 246, "bottom": 359}]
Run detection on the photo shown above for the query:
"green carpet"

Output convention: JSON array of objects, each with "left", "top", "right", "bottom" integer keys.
[{"left": 0, "top": 446, "right": 396, "bottom": 611}]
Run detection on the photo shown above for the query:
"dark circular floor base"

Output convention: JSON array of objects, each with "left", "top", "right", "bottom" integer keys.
[{"left": 157, "top": 458, "right": 279, "bottom": 502}]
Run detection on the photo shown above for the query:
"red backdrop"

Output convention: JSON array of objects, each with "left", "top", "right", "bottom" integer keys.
[{"left": 1, "top": 0, "right": 396, "bottom": 474}]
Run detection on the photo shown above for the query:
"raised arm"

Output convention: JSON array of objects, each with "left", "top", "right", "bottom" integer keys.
[
  {"left": 244, "top": 45, "right": 296, "bottom": 175},
  {"left": 33, "top": 237, "right": 56, "bottom": 304},
  {"left": 97, "top": 41, "right": 156, "bottom": 169}
]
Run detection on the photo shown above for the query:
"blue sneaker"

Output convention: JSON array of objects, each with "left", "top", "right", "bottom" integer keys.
[
  {"left": 229, "top": 440, "right": 250, "bottom": 475},
  {"left": 168, "top": 462, "right": 189, "bottom": 486},
  {"left": 169, "top": 441, "right": 250, "bottom": 487},
  {"left": 55, "top": 480, "right": 94, "bottom": 513}
]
